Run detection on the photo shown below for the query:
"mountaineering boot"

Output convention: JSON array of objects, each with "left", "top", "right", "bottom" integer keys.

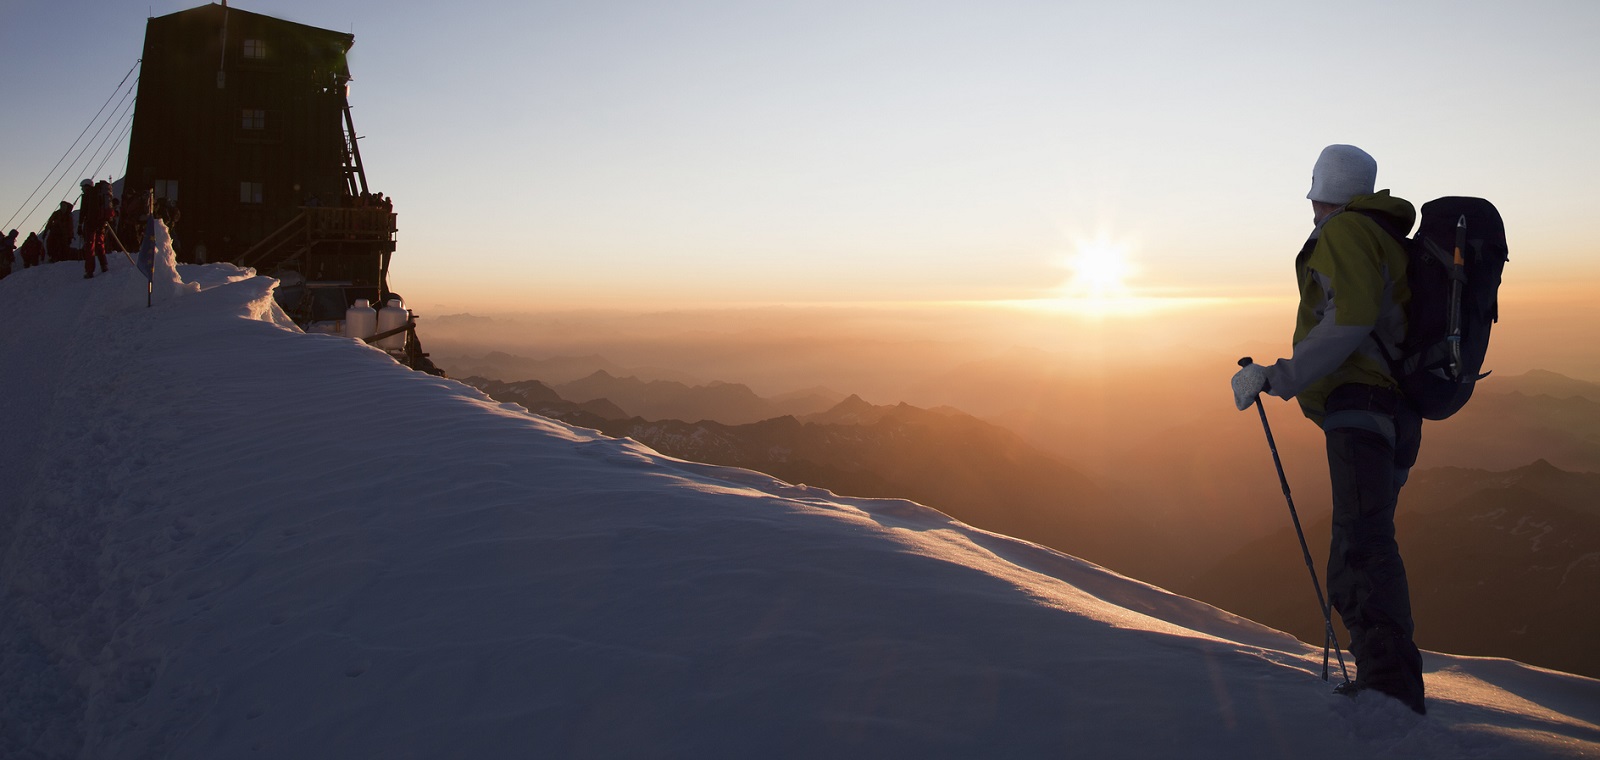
[{"left": 1348, "top": 625, "right": 1426, "bottom": 714}]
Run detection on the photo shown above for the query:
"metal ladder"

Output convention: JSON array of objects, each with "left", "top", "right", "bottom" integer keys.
[{"left": 338, "top": 80, "right": 370, "bottom": 199}]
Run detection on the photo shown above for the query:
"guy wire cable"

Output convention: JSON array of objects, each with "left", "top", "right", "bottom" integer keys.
[
  {"left": 51, "top": 79, "right": 140, "bottom": 204},
  {"left": 82, "top": 88, "right": 140, "bottom": 183},
  {"left": 3, "top": 59, "right": 141, "bottom": 231},
  {"left": 20, "top": 76, "right": 139, "bottom": 230},
  {"left": 91, "top": 115, "right": 138, "bottom": 182},
  {"left": 16, "top": 70, "right": 140, "bottom": 230}
]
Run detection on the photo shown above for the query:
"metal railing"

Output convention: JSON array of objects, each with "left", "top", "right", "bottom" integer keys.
[
  {"left": 306, "top": 207, "right": 396, "bottom": 240},
  {"left": 236, "top": 206, "right": 395, "bottom": 270}
]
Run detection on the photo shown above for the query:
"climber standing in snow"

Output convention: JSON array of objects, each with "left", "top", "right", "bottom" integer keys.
[
  {"left": 19, "top": 231, "right": 45, "bottom": 269},
  {"left": 45, "top": 201, "right": 75, "bottom": 263},
  {"left": 0, "top": 229, "right": 16, "bottom": 279},
  {"left": 78, "top": 179, "right": 115, "bottom": 278},
  {"left": 1230, "top": 145, "right": 1426, "bottom": 715}
]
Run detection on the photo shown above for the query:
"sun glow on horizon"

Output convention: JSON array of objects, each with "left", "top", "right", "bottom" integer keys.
[
  {"left": 1064, "top": 237, "right": 1135, "bottom": 297},
  {"left": 1045, "top": 234, "right": 1147, "bottom": 316},
  {"left": 1006, "top": 294, "right": 1227, "bottom": 318}
]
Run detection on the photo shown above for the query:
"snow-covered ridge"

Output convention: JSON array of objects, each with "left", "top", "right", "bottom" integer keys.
[{"left": 1, "top": 250, "right": 1597, "bottom": 759}]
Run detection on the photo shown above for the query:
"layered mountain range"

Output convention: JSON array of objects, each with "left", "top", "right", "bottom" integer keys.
[
  {"left": 456, "top": 364, "right": 1600, "bottom": 677},
  {"left": 463, "top": 375, "right": 1171, "bottom": 581},
  {"left": 466, "top": 370, "right": 845, "bottom": 425}
]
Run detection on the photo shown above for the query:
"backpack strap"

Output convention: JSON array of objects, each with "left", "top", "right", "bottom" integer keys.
[
  {"left": 1354, "top": 210, "right": 1480, "bottom": 385},
  {"left": 1351, "top": 209, "right": 1406, "bottom": 246},
  {"left": 1348, "top": 209, "right": 1410, "bottom": 370}
]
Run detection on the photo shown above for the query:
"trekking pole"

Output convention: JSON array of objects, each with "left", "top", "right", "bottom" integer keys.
[
  {"left": 1238, "top": 357, "right": 1352, "bottom": 686},
  {"left": 103, "top": 223, "right": 151, "bottom": 308},
  {"left": 102, "top": 223, "right": 138, "bottom": 268}
]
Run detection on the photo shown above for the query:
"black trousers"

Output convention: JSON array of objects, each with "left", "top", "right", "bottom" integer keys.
[{"left": 1321, "top": 383, "right": 1426, "bottom": 707}]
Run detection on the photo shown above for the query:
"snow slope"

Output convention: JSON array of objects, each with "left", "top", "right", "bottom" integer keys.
[{"left": 2, "top": 242, "right": 1598, "bottom": 759}]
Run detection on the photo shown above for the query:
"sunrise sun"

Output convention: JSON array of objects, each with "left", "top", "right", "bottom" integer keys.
[
  {"left": 1066, "top": 238, "right": 1133, "bottom": 298},
  {"left": 1052, "top": 235, "right": 1139, "bottom": 312}
]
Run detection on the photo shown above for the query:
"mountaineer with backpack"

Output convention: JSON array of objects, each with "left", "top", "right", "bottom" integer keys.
[
  {"left": 78, "top": 179, "right": 115, "bottom": 278},
  {"left": 0, "top": 229, "right": 16, "bottom": 279},
  {"left": 19, "top": 231, "right": 45, "bottom": 269},
  {"left": 45, "top": 201, "right": 75, "bottom": 263},
  {"left": 1230, "top": 145, "right": 1427, "bottom": 714},
  {"left": 1231, "top": 144, "right": 1508, "bottom": 715}
]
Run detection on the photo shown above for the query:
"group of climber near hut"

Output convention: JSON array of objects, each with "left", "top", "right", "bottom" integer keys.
[{"left": 0, "top": 179, "right": 180, "bottom": 281}]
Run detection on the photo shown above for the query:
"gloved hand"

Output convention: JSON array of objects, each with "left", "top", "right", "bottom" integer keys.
[{"left": 1231, "top": 363, "right": 1270, "bottom": 410}]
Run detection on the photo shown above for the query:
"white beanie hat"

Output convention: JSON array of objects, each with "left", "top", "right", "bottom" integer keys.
[{"left": 1307, "top": 144, "right": 1377, "bottom": 205}]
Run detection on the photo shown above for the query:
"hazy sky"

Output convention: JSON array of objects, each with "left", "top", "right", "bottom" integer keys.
[{"left": 3, "top": 1, "right": 1597, "bottom": 311}]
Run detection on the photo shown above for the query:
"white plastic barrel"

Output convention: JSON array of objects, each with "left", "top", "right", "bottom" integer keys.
[
  {"left": 345, "top": 298, "right": 378, "bottom": 341},
  {"left": 376, "top": 298, "right": 408, "bottom": 350}
]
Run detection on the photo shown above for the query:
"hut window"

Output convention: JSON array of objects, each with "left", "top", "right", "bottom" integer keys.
[
  {"left": 243, "top": 39, "right": 267, "bottom": 60},
  {"left": 242, "top": 109, "right": 266, "bottom": 130},
  {"left": 154, "top": 180, "right": 178, "bottom": 202},
  {"left": 240, "top": 182, "right": 264, "bottom": 204}
]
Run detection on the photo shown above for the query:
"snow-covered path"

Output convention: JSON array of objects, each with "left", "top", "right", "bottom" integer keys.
[{"left": 2, "top": 250, "right": 1597, "bottom": 759}]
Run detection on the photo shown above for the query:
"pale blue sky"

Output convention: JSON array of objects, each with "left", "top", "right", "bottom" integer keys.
[{"left": 3, "top": 1, "right": 1596, "bottom": 309}]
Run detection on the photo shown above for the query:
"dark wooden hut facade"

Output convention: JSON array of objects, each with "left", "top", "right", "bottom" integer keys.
[{"left": 124, "top": 2, "right": 395, "bottom": 318}]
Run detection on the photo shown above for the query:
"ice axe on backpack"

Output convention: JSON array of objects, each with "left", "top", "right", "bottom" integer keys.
[
  {"left": 1237, "top": 357, "right": 1352, "bottom": 687},
  {"left": 1446, "top": 215, "right": 1467, "bottom": 378}
]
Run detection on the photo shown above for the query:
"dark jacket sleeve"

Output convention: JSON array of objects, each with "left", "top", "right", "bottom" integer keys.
[{"left": 1263, "top": 267, "right": 1372, "bottom": 400}]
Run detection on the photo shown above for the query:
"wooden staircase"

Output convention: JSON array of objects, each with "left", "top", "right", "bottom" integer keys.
[{"left": 236, "top": 206, "right": 396, "bottom": 276}]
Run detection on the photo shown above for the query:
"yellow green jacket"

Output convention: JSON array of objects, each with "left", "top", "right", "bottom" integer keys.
[{"left": 1263, "top": 191, "right": 1415, "bottom": 422}]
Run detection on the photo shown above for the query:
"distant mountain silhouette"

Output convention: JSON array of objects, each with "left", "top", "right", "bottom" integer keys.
[
  {"left": 1405, "top": 458, "right": 1600, "bottom": 518},
  {"left": 548, "top": 370, "right": 840, "bottom": 425},
  {"left": 556, "top": 371, "right": 766, "bottom": 424},
  {"left": 463, "top": 376, "right": 629, "bottom": 420},
  {"left": 440, "top": 353, "right": 643, "bottom": 387},
  {"left": 770, "top": 385, "right": 851, "bottom": 413},
  {"left": 539, "top": 396, "right": 1170, "bottom": 581},
  {"left": 1076, "top": 369, "right": 1600, "bottom": 570},
  {"left": 457, "top": 376, "right": 1150, "bottom": 572},
  {"left": 801, "top": 393, "right": 880, "bottom": 425},
  {"left": 1182, "top": 459, "right": 1600, "bottom": 678},
  {"left": 451, "top": 362, "right": 845, "bottom": 425},
  {"left": 1489, "top": 369, "right": 1600, "bottom": 401},
  {"left": 1418, "top": 385, "right": 1600, "bottom": 472}
]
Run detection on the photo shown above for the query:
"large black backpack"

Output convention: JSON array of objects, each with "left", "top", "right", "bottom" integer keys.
[
  {"left": 1366, "top": 197, "right": 1509, "bottom": 420},
  {"left": 80, "top": 185, "right": 103, "bottom": 228}
]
